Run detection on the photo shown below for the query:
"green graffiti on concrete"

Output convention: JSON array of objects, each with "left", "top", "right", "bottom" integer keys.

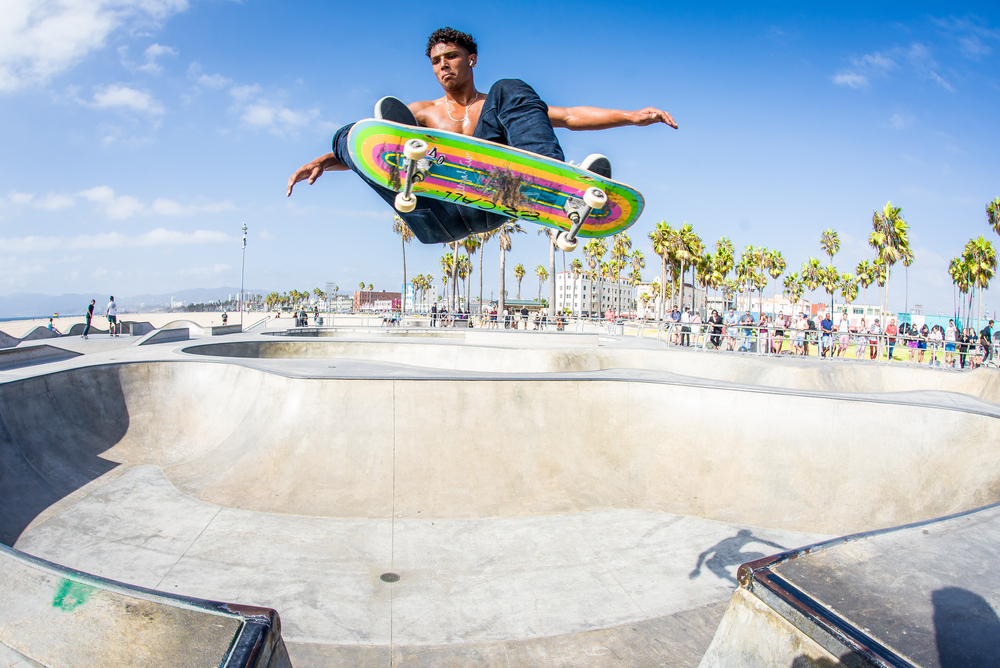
[{"left": 52, "top": 579, "right": 93, "bottom": 611}]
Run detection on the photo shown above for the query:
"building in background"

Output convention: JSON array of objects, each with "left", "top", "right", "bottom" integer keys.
[
  {"left": 554, "top": 272, "right": 635, "bottom": 316},
  {"left": 353, "top": 290, "right": 401, "bottom": 312}
]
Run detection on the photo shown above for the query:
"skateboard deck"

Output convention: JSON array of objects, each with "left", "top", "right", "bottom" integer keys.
[{"left": 348, "top": 119, "right": 644, "bottom": 238}]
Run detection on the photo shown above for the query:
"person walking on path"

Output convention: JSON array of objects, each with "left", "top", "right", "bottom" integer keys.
[
  {"left": 82, "top": 299, "right": 95, "bottom": 338},
  {"left": 106, "top": 296, "right": 118, "bottom": 337}
]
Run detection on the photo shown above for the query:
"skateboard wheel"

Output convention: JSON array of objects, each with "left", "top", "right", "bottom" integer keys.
[
  {"left": 556, "top": 231, "right": 577, "bottom": 252},
  {"left": 403, "top": 139, "right": 428, "bottom": 161},
  {"left": 395, "top": 192, "right": 417, "bottom": 212},
  {"left": 583, "top": 187, "right": 607, "bottom": 210}
]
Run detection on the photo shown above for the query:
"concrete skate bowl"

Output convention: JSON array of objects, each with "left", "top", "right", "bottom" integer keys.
[
  {"left": 185, "top": 338, "right": 1000, "bottom": 402},
  {"left": 3, "top": 360, "right": 1000, "bottom": 666}
]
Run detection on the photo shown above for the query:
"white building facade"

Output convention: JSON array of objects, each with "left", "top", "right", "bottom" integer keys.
[{"left": 554, "top": 272, "right": 635, "bottom": 316}]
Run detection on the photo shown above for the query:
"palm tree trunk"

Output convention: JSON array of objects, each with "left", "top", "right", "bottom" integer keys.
[
  {"left": 401, "top": 238, "right": 408, "bottom": 319},
  {"left": 660, "top": 256, "right": 667, "bottom": 321},
  {"left": 549, "top": 237, "right": 556, "bottom": 317},
  {"left": 498, "top": 246, "right": 506, "bottom": 317},
  {"left": 451, "top": 242, "right": 458, "bottom": 310}
]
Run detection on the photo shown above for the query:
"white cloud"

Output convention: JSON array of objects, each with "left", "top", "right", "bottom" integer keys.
[
  {"left": 929, "top": 71, "right": 955, "bottom": 92},
  {"left": 832, "top": 72, "right": 868, "bottom": 88},
  {"left": 89, "top": 85, "right": 164, "bottom": 115},
  {"left": 78, "top": 185, "right": 144, "bottom": 218},
  {"left": 833, "top": 50, "right": 896, "bottom": 88},
  {"left": 5, "top": 186, "right": 235, "bottom": 220},
  {"left": 35, "top": 192, "right": 76, "bottom": 210},
  {"left": 228, "top": 84, "right": 332, "bottom": 137},
  {"left": 187, "top": 62, "right": 231, "bottom": 90},
  {"left": 1, "top": 228, "right": 234, "bottom": 254},
  {"left": 138, "top": 43, "right": 177, "bottom": 74},
  {"left": 0, "top": 0, "right": 189, "bottom": 92}
]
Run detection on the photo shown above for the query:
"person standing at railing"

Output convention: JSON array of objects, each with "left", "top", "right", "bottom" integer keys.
[
  {"left": 885, "top": 318, "right": 898, "bottom": 361},
  {"left": 854, "top": 318, "right": 867, "bottom": 359},
  {"left": 928, "top": 325, "right": 943, "bottom": 366},
  {"left": 980, "top": 320, "right": 994, "bottom": 366},
  {"left": 724, "top": 308, "right": 738, "bottom": 351},
  {"left": 958, "top": 328, "right": 970, "bottom": 369},
  {"left": 818, "top": 312, "right": 833, "bottom": 358},
  {"left": 738, "top": 311, "right": 755, "bottom": 352},
  {"left": 916, "top": 324, "right": 929, "bottom": 364},
  {"left": 869, "top": 318, "right": 882, "bottom": 360},
  {"left": 833, "top": 312, "right": 849, "bottom": 357},
  {"left": 793, "top": 313, "right": 807, "bottom": 355},
  {"left": 691, "top": 309, "right": 703, "bottom": 347},
  {"left": 944, "top": 320, "right": 957, "bottom": 368},
  {"left": 773, "top": 314, "right": 786, "bottom": 354},
  {"left": 680, "top": 307, "right": 691, "bottom": 346},
  {"left": 708, "top": 309, "right": 723, "bottom": 350}
]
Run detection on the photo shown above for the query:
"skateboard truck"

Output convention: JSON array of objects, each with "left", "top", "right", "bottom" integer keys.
[
  {"left": 394, "top": 139, "right": 430, "bottom": 213},
  {"left": 555, "top": 187, "right": 608, "bottom": 251}
]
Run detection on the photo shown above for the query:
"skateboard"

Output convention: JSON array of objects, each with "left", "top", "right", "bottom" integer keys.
[{"left": 348, "top": 119, "right": 644, "bottom": 250}]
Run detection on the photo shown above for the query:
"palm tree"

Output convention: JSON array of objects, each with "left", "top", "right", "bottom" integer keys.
[
  {"left": 496, "top": 219, "right": 525, "bottom": 317},
  {"left": 965, "top": 236, "right": 997, "bottom": 331},
  {"left": 820, "top": 266, "right": 841, "bottom": 317},
  {"left": 987, "top": 197, "right": 1000, "bottom": 236},
  {"left": 783, "top": 273, "right": 803, "bottom": 317},
  {"left": 535, "top": 265, "right": 549, "bottom": 301},
  {"left": 855, "top": 260, "right": 873, "bottom": 311},
  {"left": 461, "top": 235, "right": 480, "bottom": 311},
  {"left": 357, "top": 282, "right": 365, "bottom": 312},
  {"left": 567, "top": 258, "right": 583, "bottom": 315},
  {"left": 949, "top": 255, "right": 972, "bottom": 326},
  {"left": 649, "top": 222, "right": 675, "bottom": 320},
  {"left": 457, "top": 255, "right": 473, "bottom": 309},
  {"left": 766, "top": 250, "right": 786, "bottom": 318},
  {"left": 840, "top": 273, "right": 858, "bottom": 306},
  {"left": 393, "top": 216, "right": 415, "bottom": 317},
  {"left": 677, "top": 224, "right": 702, "bottom": 313},
  {"left": 868, "top": 201, "right": 911, "bottom": 314},
  {"left": 610, "top": 233, "right": 632, "bottom": 315},
  {"left": 801, "top": 258, "right": 822, "bottom": 310},
  {"left": 630, "top": 249, "right": 645, "bottom": 316},
  {"left": 820, "top": 229, "right": 840, "bottom": 314},
  {"left": 514, "top": 263, "right": 526, "bottom": 299},
  {"left": 583, "top": 237, "right": 607, "bottom": 315},
  {"left": 476, "top": 231, "right": 491, "bottom": 313},
  {"left": 714, "top": 238, "right": 735, "bottom": 310},
  {"left": 538, "top": 228, "right": 558, "bottom": 315},
  {"left": 440, "top": 253, "right": 455, "bottom": 307}
]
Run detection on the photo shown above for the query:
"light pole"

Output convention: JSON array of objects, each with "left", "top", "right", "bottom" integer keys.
[{"left": 240, "top": 222, "right": 247, "bottom": 327}]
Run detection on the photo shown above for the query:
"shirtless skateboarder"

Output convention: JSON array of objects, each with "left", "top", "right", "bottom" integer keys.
[{"left": 287, "top": 26, "right": 677, "bottom": 244}]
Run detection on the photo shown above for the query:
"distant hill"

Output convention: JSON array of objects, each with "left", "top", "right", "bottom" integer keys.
[{"left": 0, "top": 288, "right": 270, "bottom": 318}]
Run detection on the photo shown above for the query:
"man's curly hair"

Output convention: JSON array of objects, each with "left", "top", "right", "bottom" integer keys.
[{"left": 425, "top": 27, "right": 477, "bottom": 57}]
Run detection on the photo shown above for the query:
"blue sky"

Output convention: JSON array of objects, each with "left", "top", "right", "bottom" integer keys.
[{"left": 2, "top": 1, "right": 999, "bottom": 315}]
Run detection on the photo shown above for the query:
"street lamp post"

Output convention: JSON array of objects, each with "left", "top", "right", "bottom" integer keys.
[{"left": 240, "top": 222, "right": 247, "bottom": 327}]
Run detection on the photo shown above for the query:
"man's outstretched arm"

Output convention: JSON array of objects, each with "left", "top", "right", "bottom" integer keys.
[
  {"left": 549, "top": 105, "right": 677, "bottom": 131},
  {"left": 286, "top": 152, "right": 349, "bottom": 197}
]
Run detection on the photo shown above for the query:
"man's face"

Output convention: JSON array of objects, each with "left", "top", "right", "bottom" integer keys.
[{"left": 429, "top": 43, "right": 475, "bottom": 91}]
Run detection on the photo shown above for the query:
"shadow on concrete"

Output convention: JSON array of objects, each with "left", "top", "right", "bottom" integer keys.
[
  {"left": 689, "top": 529, "right": 787, "bottom": 585},
  {"left": 933, "top": 587, "right": 1000, "bottom": 667},
  {"left": 0, "top": 366, "right": 127, "bottom": 546}
]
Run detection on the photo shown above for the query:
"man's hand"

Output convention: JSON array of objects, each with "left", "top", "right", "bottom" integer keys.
[
  {"left": 626, "top": 107, "right": 678, "bottom": 129},
  {"left": 286, "top": 152, "right": 346, "bottom": 197}
]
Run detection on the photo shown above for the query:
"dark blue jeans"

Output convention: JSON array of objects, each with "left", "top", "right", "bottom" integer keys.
[{"left": 332, "top": 79, "right": 564, "bottom": 244}]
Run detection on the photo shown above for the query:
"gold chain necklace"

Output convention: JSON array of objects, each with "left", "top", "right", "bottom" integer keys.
[{"left": 446, "top": 92, "right": 479, "bottom": 123}]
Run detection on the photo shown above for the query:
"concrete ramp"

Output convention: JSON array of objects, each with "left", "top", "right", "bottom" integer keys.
[
  {"left": 700, "top": 504, "right": 1000, "bottom": 667},
  {"left": 0, "top": 330, "right": 18, "bottom": 349},
  {"left": 0, "top": 345, "right": 81, "bottom": 371},
  {"left": 0, "top": 544, "right": 289, "bottom": 668}
]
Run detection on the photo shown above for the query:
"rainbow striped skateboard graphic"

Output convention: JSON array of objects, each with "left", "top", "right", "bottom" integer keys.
[{"left": 348, "top": 119, "right": 644, "bottom": 250}]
